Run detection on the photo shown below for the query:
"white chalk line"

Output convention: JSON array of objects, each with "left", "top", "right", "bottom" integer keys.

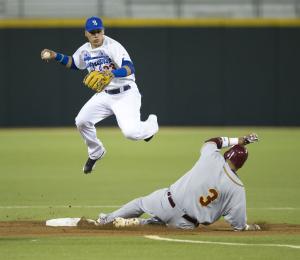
[
  {"left": 145, "top": 235, "right": 300, "bottom": 250},
  {"left": 0, "top": 206, "right": 299, "bottom": 210}
]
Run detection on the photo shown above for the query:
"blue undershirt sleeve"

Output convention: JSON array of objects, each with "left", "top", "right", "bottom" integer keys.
[
  {"left": 111, "top": 67, "right": 127, "bottom": 77},
  {"left": 55, "top": 53, "right": 78, "bottom": 70},
  {"left": 70, "top": 57, "right": 79, "bottom": 70},
  {"left": 122, "top": 59, "right": 135, "bottom": 74}
]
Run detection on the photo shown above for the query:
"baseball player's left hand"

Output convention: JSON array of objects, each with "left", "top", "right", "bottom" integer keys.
[
  {"left": 83, "top": 70, "right": 114, "bottom": 92},
  {"left": 238, "top": 133, "right": 258, "bottom": 145},
  {"left": 243, "top": 133, "right": 259, "bottom": 144}
]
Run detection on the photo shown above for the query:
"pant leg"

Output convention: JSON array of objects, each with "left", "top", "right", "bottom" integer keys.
[
  {"left": 104, "top": 197, "right": 145, "bottom": 223},
  {"left": 102, "top": 188, "right": 167, "bottom": 224},
  {"left": 142, "top": 188, "right": 195, "bottom": 229},
  {"left": 140, "top": 217, "right": 165, "bottom": 225},
  {"left": 139, "top": 188, "right": 170, "bottom": 220},
  {"left": 111, "top": 88, "right": 159, "bottom": 140},
  {"left": 75, "top": 92, "right": 113, "bottom": 159},
  {"left": 167, "top": 215, "right": 196, "bottom": 229},
  {"left": 100, "top": 188, "right": 195, "bottom": 229}
]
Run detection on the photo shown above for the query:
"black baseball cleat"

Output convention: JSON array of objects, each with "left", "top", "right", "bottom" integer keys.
[
  {"left": 83, "top": 158, "right": 98, "bottom": 174},
  {"left": 83, "top": 150, "right": 106, "bottom": 174},
  {"left": 144, "top": 135, "right": 154, "bottom": 142}
]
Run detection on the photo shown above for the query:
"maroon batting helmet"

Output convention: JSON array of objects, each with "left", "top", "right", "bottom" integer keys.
[{"left": 224, "top": 145, "right": 248, "bottom": 170}]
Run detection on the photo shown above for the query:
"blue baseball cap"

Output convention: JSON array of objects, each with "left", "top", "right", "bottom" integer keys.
[{"left": 85, "top": 16, "right": 104, "bottom": 32}]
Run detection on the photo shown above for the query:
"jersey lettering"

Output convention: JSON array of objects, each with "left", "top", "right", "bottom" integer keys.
[
  {"left": 199, "top": 189, "right": 218, "bottom": 206},
  {"left": 87, "top": 56, "right": 112, "bottom": 70}
]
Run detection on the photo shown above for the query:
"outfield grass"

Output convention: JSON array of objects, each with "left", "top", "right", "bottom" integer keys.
[{"left": 0, "top": 127, "right": 299, "bottom": 260}]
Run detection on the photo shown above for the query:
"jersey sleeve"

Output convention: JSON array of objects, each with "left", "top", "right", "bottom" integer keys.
[
  {"left": 200, "top": 142, "right": 220, "bottom": 157},
  {"left": 110, "top": 42, "right": 132, "bottom": 68},
  {"left": 223, "top": 191, "right": 247, "bottom": 230},
  {"left": 72, "top": 45, "right": 87, "bottom": 70}
]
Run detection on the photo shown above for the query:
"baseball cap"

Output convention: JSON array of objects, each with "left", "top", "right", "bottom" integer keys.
[{"left": 85, "top": 16, "right": 104, "bottom": 32}]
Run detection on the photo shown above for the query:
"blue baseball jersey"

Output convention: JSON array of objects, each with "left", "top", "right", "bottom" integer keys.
[{"left": 73, "top": 36, "right": 135, "bottom": 90}]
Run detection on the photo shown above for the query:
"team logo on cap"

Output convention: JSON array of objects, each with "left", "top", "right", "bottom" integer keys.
[{"left": 92, "top": 20, "right": 98, "bottom": 26}]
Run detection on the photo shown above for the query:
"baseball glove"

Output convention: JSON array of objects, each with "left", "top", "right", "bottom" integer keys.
[{"left": 83, "top": 70, "right": 114, "bottom": 92}]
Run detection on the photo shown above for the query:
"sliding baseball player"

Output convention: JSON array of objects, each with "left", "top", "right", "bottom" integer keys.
[{"left": 93, "top": 133, "right": 261, "bottom": 231}]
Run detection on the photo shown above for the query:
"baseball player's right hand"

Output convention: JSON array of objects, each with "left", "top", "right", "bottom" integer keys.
[
  {"left": 41, "top": 49, "right": 56, "bottom": 60},
  {"left": 244, "top": 223, "right": 261, "bottom": 231}
]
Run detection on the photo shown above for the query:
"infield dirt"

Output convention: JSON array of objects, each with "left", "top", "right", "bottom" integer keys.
[{"left": 1, "top": 221, "right": 299, "bottom": 237}]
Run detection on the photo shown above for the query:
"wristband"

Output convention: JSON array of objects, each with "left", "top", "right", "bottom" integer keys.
[
  {"left": 221, "top": 137, "right": 239, "bottom": 148},
  {"left": 221, "top": 137, "right": 229, "bottom": 147},
  {"left": 229, "top": 138, "right": 239, "bottom": 146},
  {"left": 55, "top": 53, "right": 69, "bottom": 65}
]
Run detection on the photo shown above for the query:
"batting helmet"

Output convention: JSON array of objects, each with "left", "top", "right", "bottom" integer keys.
[{"left": 224, "top": 145, "right": 248, "bottom": 170}]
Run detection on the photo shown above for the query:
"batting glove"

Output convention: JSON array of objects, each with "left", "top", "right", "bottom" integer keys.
[{"left": 243, "top": 133, "right": 259, "bottom": 144}]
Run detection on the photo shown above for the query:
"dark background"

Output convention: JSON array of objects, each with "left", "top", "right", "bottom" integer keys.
[{"left": 0, "top": 26, "right": 299, "bottom": 126}]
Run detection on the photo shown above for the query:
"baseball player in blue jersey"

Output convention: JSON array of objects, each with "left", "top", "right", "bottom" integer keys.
[
  {"left": 86, "top": 133, "right": 260, "bottom": 231},
  {"left": 41, "top": 16, "right": 159, "bottom": 174}
]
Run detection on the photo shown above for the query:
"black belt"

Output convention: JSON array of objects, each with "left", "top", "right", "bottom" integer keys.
[
  {"left": 105, "top": 85, "right": 131, "bottom": 95},
  {"left": 182, "top": 214, "right": 199, "bottom": 227},
  {"left": 167, "top": 191, "right": 176, "bottom": 207},
  {"left": 167, "top": 191, "right": 199, "bottom": 227}
]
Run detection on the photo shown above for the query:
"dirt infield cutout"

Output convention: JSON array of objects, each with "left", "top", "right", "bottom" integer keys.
[{"left": 0, "top": 221, "right": 300, "bottom": 237}]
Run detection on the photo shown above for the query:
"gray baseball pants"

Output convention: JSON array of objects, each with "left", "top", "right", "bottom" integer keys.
[{"left": 101, "top": 188, "right": 195, "bottom": 229}]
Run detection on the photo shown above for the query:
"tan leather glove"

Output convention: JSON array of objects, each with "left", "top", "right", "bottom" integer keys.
[{"left": 83, "top": 70, "right": 114, "bottom": 92}]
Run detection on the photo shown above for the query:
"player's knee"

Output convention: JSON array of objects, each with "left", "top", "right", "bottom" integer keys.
[{"left": 75, "top": 116, "right": 90, "bottom": 129}]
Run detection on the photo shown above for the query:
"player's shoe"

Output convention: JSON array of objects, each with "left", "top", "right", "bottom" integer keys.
[
  {"left": 144, "top": 135, "right": 154, "bottom": 142},
  {"left": 113, "top": 217, "right": 140, "bottom": 228},
  {"left": 96, "top": 213, "right": 108, "bottom": 225},
  {"left": 83, "top": 149, "right": 106, "bottom": 174}
]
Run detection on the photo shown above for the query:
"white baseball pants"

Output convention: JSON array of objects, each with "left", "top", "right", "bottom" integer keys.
[{"left": 75, "top": 84, "right": 159, "bottom": 159}]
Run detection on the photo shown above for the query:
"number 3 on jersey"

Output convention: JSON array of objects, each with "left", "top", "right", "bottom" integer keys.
[{"left": 199, "top": 189, "right": 218, "bottom": 206}]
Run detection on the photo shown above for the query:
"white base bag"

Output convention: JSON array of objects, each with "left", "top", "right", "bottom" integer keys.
[{"left": 46, "top": 218, "right": 81, "bottom": 227}]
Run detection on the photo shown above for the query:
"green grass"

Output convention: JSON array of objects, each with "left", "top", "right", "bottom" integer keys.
[
  {"left": 0, "top": 235, "right": 299, "bottom": 260},
  {"left": 0, "top": 127, "right": 299, "bottom": 260}
]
